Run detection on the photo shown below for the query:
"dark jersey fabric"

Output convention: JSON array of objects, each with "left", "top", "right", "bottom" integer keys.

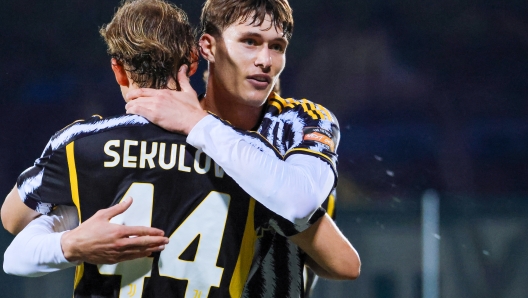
[
  {"left": 18, "top": 114, "right": 324, "bottom": 298},
  {"left": 239, "top": 93, "right": 341, "bottom": 298}
]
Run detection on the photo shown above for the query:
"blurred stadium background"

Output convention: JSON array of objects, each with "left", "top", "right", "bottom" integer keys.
[{"left": 1, "top": 0, "right": 527, "bottom": 297}]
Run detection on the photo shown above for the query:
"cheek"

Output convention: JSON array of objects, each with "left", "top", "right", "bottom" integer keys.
[{"left": 273, "top": 54, "right": 286, "bottom": 75}]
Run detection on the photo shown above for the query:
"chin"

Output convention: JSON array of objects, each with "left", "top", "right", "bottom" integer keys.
[{"left": 243, "top": 89, "right": 272, "bottom": 107}]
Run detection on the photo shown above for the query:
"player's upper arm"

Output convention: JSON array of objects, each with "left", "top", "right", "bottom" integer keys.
[
  {"left": 1, "top": 184, "right": 41, "bottom": 235},
  {"left": 289, "top": 214, "right": 361, "bottom": 280}
]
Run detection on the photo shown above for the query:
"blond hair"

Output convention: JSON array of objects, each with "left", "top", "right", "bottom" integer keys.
[{"left": 100, "top": 0, "right": 196, "bottom": 89}]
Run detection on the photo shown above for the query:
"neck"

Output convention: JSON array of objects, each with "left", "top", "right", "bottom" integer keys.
[{"left": 201, "top": 75, "right": 265, "bottom": 131}]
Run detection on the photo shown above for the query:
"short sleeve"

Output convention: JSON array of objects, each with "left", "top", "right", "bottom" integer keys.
[
  {"left": 17, "top": 139, "right": 75, "bottom": 215},
  {"left": 265, "top": 94, "right": 341, "bottom": 179},
  {"left": 254, "top": 201, "right": 326, "bottom": 237}
]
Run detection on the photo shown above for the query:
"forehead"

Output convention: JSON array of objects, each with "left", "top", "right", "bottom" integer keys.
[{"left": 224, "top": 14, "right": 285, "bottom": 38}]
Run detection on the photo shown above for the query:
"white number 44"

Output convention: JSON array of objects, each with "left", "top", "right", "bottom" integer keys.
[{"left": 98, "top": 183, "right": 230, "bottom": 298}]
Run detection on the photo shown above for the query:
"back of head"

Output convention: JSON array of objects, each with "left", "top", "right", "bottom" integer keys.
[
  {"left": 100, "top": 0, "right": 196, "bottom": 89},
  {"left": 200, "top": 0, "right": 293, "bottom": 40}
]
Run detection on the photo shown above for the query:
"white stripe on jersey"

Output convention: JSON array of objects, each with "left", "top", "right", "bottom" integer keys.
[
  {"left": 18, "top": 168, "right": 53, "bottom": 214},
  {"left": 43, "top": 115, "right": 149, "bottom": 153}
]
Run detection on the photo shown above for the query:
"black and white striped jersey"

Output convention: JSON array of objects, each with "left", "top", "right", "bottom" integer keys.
[
  {"left": 17, "top": 113, "right": 324, "bottom": 298},
  {"left": 240, "top": 93, "right": 341, "bottom": 298}
]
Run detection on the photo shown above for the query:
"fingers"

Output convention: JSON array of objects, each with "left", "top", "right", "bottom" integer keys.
[
  {"left": 177, "top": 65, "right": 192, "bottom": 93},
  {"left": 125, "top": 100, "right": 153, "bottom": 116},
  {"left": 119, "top": 225, "right": 166, "bottom": 237},
  {"left": 115, "top": 235, "right": 169, "bottom": 252},
  {"left": 100, "top": 197, "right": 133, "bottom": 220},
  {"left": 108, "top": 249, "right": 162, "bottom": 264},
  {"left": 125, "top": 88, "right": 160, "bottom": 102}
]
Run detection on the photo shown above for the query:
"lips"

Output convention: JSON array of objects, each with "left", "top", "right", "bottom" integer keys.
[{"left": 247, "top": 74, "right": 272, "bottom": 89}]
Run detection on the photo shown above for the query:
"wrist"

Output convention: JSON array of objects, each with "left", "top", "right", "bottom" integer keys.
[
  {"left": 60, "top": 230, "right": 81, "bottom": 262},
  {"left": 184, "top": 110, "right": 208, "bottom": 135}
]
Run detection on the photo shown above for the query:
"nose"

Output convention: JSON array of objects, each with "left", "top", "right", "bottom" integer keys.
[{"left": 255, "top": 47, "right": 272, "bottom": 69}]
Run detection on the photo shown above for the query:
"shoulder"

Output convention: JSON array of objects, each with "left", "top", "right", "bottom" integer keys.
[
  {"left": 266, "top": 92, "right": 339, "bottom": 126},
  {"left": 44, "top": 114, "right": 150, "bottom": 153}
]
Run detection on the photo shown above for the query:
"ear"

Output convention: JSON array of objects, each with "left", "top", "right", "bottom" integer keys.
[
  {"left": 188, "top": 47, "right": 199, "bottom": 77},
  {"left": 111, "top": 58, "right": 129, "bottom": 87},
  {"left": 199, "top": 34, "right": 216, "bottom": 63}
]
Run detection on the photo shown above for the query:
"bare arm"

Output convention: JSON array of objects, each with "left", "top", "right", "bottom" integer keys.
[
  {"left": 290, "top": 214, "right": 361, "bottom": 280},
  {"left": 1, "top": 184, "right": 40, "bottom": 235}
]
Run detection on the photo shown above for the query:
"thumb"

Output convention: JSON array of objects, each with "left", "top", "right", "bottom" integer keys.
[
  {"left": 104, "top": 197, "right": 133, "bottom": 219},
  {"left": 177, "top": 65, "right": 193, "bottom": 92}
]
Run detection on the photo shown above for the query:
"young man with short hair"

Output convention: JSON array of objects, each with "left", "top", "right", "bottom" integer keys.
[{"left": 126, "top": 0, "right": 353, "bottom": 296}]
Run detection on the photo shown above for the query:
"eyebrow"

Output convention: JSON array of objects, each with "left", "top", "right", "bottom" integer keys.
[{"left": 241, "top": 31, "right": 289, "bottom": 45}]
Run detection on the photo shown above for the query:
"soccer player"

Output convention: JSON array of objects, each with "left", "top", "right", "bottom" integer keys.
[
  {"left": 125, "top": 0, "right": 353, "bottom": 296},
  {"left": 2, "top": 0, "right": 359, "bottom": 297}
]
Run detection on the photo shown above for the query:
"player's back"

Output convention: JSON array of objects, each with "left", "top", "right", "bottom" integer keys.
[{"left": 19, "top": 114, "right": 253, "bottom": 298}]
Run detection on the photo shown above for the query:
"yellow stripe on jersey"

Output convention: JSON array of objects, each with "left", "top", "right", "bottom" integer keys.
[
  {"left": 301, "top": 99, "right": 323, "bottom": 120},
  {"left": 281, "top": 97, "right": 317, "bottom": 120},
  {"left": 327, "top": 192, "right": 336, "bottom": 218},
  {"left": 66, "top": 142, "right": 81, "bottom": 222},
  {"left": 269, "top": 100, "right": 283, "bottom": 113},
  {"left": 270, "top": 92, "right": 288, "bottom": 107},
  {"left": 73, "top": 263, "right": 85, "bottom": 291},
  {"left": 66, "top": 142, "right": 84, "bottom": 293},
  {"left": 229, "top": 198, "right": 257, "bottom": 298},
  {"left": 316, "top": 104, "right": 334, "bottom": 122},
  {"left": 269, "top": 93, "right": 334, "bottom": 121}
]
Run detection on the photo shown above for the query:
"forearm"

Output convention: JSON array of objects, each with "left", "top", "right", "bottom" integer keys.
[
  {"left": 304, "top": 255, "right": 338, "bottom": 280},
  {"left": 3, "top": 206, "right": 79, "bottom": 276},
  {"left": 290, "top": 214, "right": 361, "bottom": 280},
  {"left": 187, "top": 115, "right": 335, "bottom": 223}
]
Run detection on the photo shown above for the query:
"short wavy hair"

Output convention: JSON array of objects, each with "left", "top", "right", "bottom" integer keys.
[
  {"left": 200, "top": 0, "right": 294, "bottom": 40},
  {"left": 100, "top": 0, "right": 196, "bottom": 89}
]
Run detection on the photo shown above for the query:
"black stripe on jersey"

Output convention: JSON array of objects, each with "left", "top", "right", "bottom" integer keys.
[
  {"left": 302, "top": 99, "right": 325, "bottom": 120},
  {"left": 269, "top": 94, "right": 326, "bottom": 121}
]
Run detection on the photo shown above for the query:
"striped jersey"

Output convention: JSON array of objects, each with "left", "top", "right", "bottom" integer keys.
[
  {"left": 239, "top": 92, "right": 340, "bottom": 298},
  {"left": 17, "top": 113, "right": 324, "bottom": 298}
]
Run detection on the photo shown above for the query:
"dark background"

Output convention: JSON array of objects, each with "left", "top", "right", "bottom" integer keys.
[{"left": 1, "top": 0, "right": 527, "bottom": 297}]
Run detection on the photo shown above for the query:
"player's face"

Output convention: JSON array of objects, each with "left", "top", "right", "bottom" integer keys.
[{"left": 213, "top": 14, "right": 288, "bottom": 107}]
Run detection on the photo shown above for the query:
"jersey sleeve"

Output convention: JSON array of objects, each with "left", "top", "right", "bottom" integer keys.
[
  {"left": 187, "top": 114, "right": 334, "bottom": 225},
  {"left": 254, "top": 201, "right": 326, "bottom": 237},
  {"left": 17, "top": 133, "right": 77, "bottom": 215},
  {"left": 267, "top": 94, "right": 341, "bottom": 182},
  {"left": 3, "top": 205, "right": 79, "bottom": 277}
]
